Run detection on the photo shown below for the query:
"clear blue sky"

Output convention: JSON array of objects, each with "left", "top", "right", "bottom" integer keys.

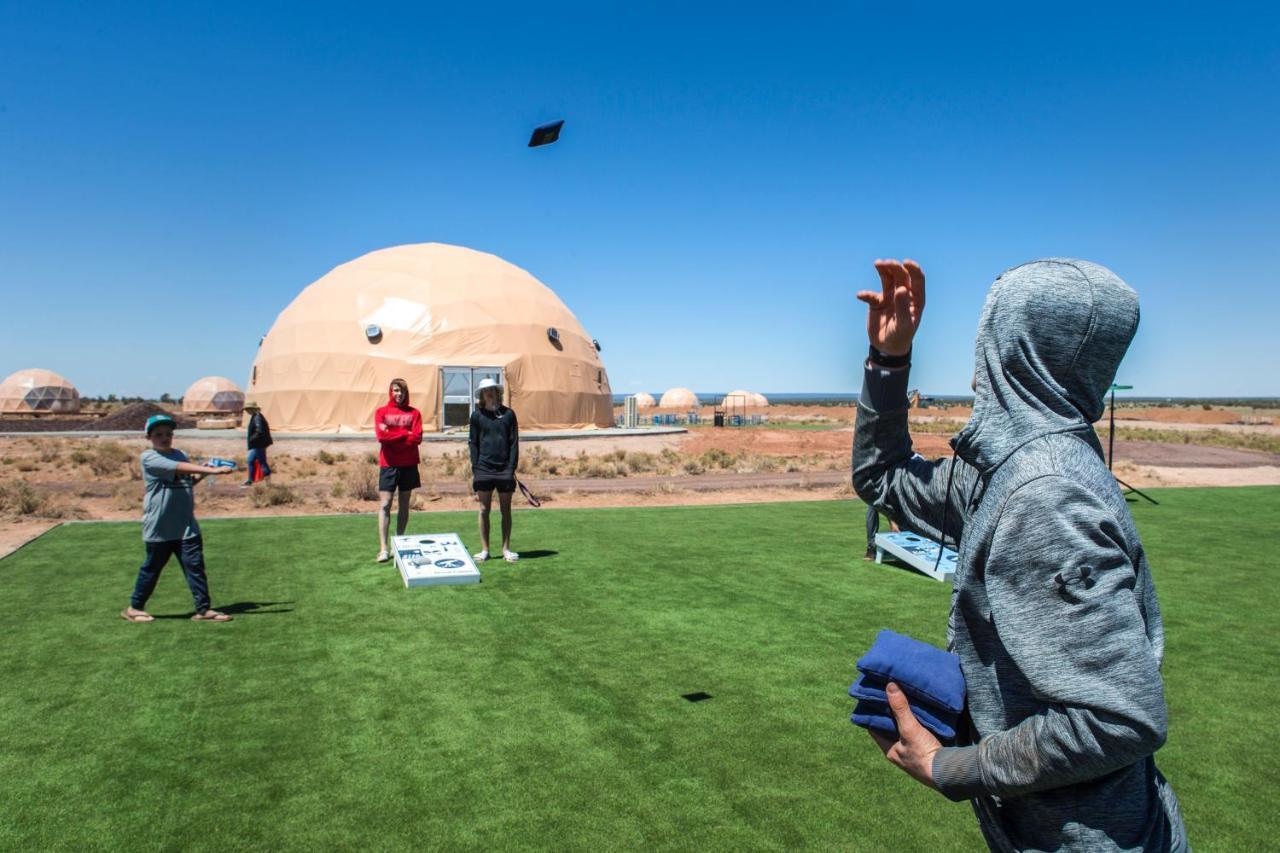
[{"left": 2, "top": 2, "right": 1276, "bottom": 398}]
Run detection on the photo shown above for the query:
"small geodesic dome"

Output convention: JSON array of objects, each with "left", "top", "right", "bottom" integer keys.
[
  {"left": 0, "top": 368, "right": 81, "bottom": 414},
  {"left": 632, "top": 392, "right": 656, "bottom": 408},
  {"left": 659, "top": 387, "right": 699, "bottom": 409},
  {"left": 182, "top": 376, "right": 245, "bottom": 415},
  {"left": 724, "top": 389, "right": 769, "bottom": 408}
]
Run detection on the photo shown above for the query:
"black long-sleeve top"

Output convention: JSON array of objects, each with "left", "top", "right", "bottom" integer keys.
[{"left": 468, "top": 406, "right": 518, "bottom": 477}]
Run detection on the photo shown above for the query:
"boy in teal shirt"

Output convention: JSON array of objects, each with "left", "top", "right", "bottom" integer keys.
[{"left": 121, "top": 414, "right": 235, "bottom": 623}]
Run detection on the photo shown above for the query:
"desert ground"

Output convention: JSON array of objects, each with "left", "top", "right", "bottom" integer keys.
[{"left": 2, "top": 400, "right": 1277, "bottom": 558}]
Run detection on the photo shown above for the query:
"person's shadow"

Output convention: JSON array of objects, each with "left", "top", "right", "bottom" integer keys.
[
  {"left": 516, "top": 550, "right": 557, "bottom": 560},
  {"left": 151, "top": 600, "right": 294, "bottom": 618}
]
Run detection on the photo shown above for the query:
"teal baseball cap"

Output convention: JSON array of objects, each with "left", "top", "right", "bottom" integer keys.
[{"left": 145, "top": 414, "right": 177, "bottom": 435}]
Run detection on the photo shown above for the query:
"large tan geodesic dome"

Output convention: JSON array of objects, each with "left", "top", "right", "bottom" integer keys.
[
  {"left": 659, "top": 387, "right": 699, "bottom": 409},
  {"left": 724, "top": 389, "right": 769, "bottom": 408},
  {"left": 249, "top": 243, "right": 613, "bottom": 432},
  {"left": 0, "top": 368, "right": 81, "bottom": 414},
  {"left": 182, "top": 376, "right": 245, "bottom": 415},
  {"left": 631, "top": 392, "right": 656, "bottom": 408}
]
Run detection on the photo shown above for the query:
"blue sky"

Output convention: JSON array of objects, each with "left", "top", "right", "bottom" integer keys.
[{"left": 1, "top": 2, "right": 1276, "bottom": 398}]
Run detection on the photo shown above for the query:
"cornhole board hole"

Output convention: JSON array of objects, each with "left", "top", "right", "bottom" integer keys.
[
  {"left": 874, "top": 531, "right": 957, "bottom": 583},
  {"left": 391, "top": 533, "right": 481, "bottom": 588}
]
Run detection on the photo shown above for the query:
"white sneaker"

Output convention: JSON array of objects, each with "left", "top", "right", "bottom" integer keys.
[
  {"left": 474, "top": 550, "right": 489, "bottom": 562},
  {"left": 503, "top": 549, "right": 520, "bottom": 563},
  {"left": 376, "top": 550, "right": 390, "bottom": 563}
]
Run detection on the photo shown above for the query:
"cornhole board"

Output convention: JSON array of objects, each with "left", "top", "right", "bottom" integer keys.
[
  {"left": 391, "top": 533, "right": 481, "bottom": 588},
  {"left": 874, "top": 531, "right": 957, "bottom": 583}
]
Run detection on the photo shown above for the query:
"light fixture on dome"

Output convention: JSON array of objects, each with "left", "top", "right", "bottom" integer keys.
[
  {"left": 365, "top": 324, "right": 383, "bottom": 343},
  {"left": 593, "top": 338, "right": 601, "bottom": 352},
  {"left": 547, "top": 327, "right": 560, "bottom": 344}
]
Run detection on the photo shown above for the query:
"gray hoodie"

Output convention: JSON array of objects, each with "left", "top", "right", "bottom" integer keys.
[{"left": 853, "top": 259, "right": 1187, "bottom": 851}]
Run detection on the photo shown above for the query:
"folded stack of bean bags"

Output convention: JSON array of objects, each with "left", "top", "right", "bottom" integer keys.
[{"left": 848, "top": 629, "right": 965, "bottom": 744}]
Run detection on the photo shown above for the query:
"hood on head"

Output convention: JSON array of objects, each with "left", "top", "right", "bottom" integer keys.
[
  {"left": 953, "top": 258, "right": 1139, "bottom": 472},
  {"left": 388, "top": 380, "right": 410, "bottom": 408}
]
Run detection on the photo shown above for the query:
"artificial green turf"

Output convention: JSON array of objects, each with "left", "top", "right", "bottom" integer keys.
[{"left": 0, "top": 489, "right": 1276, "bottom": 851}]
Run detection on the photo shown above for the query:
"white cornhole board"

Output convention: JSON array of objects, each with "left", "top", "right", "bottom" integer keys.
[
  {"left": 391, "top": 533, "right": 481, "bottom": 588},
  {"left": 874, "top": 531, "right": 957, "bottom": 583}
]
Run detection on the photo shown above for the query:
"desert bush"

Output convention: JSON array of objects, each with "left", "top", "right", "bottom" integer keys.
[
  {"left": 89, "top": 442, "right": 133, "bottom": 477},
  {"left": 250, "top": 482, "right": 298, "bottom": 508},
  {"left": 70, "top": 448, "right": 93, "bottom": 465},
  {"left": 15, "top": 460, "right": 38, "bottom": 472},
  {"left": 343, "top": 468, "right": 379, "bottom": 501},
  {"left": 317, "top": 449, "right": 338, "bottom": 465},
  {"left": 700, "top": 448, "right": 738, "bottom": 469},
  {"left": 582, "top": 461, "right": 622, "bottom": 479},
  {"left": 660, "top": 448, "right": 681, "bottom": 465},
  {"left": 0, "top": 480, "right": 44, "bottom": 515},
  {"left": 364, "top": 451, "right": 379, "bottom": 465},
  {"left": 295, "top": 459, "right": 318, "bottom": 478},
  {"left": 113, "top": 482, "right": 143, "bottom": 510},
  {"left": 520, "top": 445, "right": 551, "bottom": 474},
  {"left": 626, "top": 451, "right": 657, "bottom": 473},
  {"left": 682, "top": 459, "right": 705, "bottom": 475},
  {"left": 36, "top": 441, "right": 61, "bottom": 463}
]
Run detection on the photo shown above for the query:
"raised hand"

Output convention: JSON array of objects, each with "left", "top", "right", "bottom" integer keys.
[{"left": 856, "top": 259, "right": 926, "bottom": 357}]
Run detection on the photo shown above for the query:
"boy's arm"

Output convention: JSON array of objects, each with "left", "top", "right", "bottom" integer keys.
[
  {"left": 507, "top": 410, "right": 519, "bottom": 476},
  {"left": 468, "top": 412, "right": 480, "bottom": 471},
  {"left": 407, "top": 409, "right": 423, "bottom": 446},
  {"left": 932, "top": 477, "right": 1168, "bottom": 800},
  {"left": 852, "top": 259, "right": 972, "bottom": 542},
  {"left": 374, "top": 411, "right": 409, "bottom": 444}
]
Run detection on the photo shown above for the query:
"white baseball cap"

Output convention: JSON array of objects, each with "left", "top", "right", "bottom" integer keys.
[{"left": 475, "top": 377, "right": 503, "bottom": 400}]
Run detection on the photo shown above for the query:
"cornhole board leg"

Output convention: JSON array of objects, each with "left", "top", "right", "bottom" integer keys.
[{"left": 873, "top": 532, "right": 957, "bottom": 583}]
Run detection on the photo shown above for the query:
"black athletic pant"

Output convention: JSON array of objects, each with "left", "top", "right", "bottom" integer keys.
[
  {"left": 131, "top": 536, "right": 212, "bottom": 614},
  {"left": 865, "top": 505, "right": 880, "bottom": 556}
]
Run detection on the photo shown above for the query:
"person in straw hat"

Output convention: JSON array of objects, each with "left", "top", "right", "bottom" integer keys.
[
  {"left": 468, "top": 377, "right": 519, "bottom": 562},
  {"left": 242, "top": 400, "right": 273, "bottom": 486}
]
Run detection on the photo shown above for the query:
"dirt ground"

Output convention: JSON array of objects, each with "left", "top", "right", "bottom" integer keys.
[{"left": 3, "top": 402, "right": 1279, "bottom": 558}]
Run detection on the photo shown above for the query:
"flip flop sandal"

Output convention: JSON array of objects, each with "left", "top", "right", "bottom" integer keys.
[
  {"left": 120, "top": 609, "right": 154, "bottom": 623},
  {"left": 191, "top": 611, "right": 233, "bottom": 622}
]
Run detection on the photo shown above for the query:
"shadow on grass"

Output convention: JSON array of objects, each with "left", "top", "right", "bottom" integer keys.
[
  {"left": 151, "top": 601, "right": 295, "bottom": 619},
  {"left": 517, "top": 550, "right": 558, "bottom": 560}
]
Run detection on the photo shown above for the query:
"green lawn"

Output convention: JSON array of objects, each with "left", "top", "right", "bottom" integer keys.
[{"left": 1, "top": 489, "right": 1276, "bottom": 851}]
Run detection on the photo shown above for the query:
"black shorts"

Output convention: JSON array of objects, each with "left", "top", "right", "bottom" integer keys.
[
  {"left": 473, "top": 476, "right": 515, "bottom": 494},
  {"left": 379, "top": 465, "right": 421, "bottom": 493}
]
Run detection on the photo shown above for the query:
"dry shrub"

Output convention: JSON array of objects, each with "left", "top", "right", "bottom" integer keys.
[
  {"left": 15, "top": 460, "right": 38, "bottom": 472},
  {"left": 364, "top": 451, "right": 378, "bottom": 465},
  {"left": 113, "top": 482, "right": 144, "bottom": 510},
  {"left": 295, "top": 459, "right": 318, "bottom": 478},
  {"left": 250, "top": 482, "right": 298, "bottom": 507},
  {"left": 626, "top": 451, "right": 657, "bottom": 473},
  {"left": 316, "top": 449, "right": 338, "bottom": 465},
  {"left": 70, "top": 448, "right": 93, "bottom": 465},
  {"left": 90, "top": 442, "right": 133, "bottom": 477},
  {"left": 700, "top": 448, "right": 738, "bottom": 469},
  {"left": 36, "top": 441, "right": 61, "bottom": 463},
  {"left": 682, "top": 459, "right": 705, "bottom": 475},
  {"left": 343, "top": 467, "right": 379, "bottom": 501},
  {"left": 0, "top": 480, "right": 44, "bottom": 515}
]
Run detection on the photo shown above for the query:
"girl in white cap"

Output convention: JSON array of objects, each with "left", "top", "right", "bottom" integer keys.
[{"left": 468, "top": 378, "right": 519, "bottom": 562}]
